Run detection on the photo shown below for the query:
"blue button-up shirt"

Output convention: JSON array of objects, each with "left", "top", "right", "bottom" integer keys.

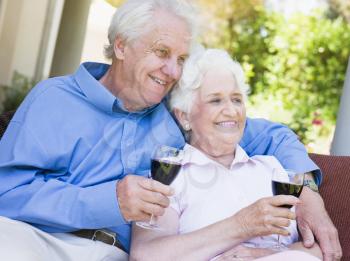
[
  {"left": 0, "top": 62, "right": 185, "bottom": 251},
  {"left": 0, "top": 62, "right": 320, "bottom": 252},
  {"left": 241, "top": 118, "right": 321, "bottom": 184}
]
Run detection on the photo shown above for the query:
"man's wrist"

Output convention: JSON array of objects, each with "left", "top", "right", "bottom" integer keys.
[{"left": 304, "top": 172, "right": 319, "bottom": 193}]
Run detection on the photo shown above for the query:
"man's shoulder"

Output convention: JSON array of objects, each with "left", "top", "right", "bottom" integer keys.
[
  {"left": 25, "top": 75, "right": 77, "bottom": 103},
  {"left": 14, "top": 74, "right": 87, "bottom": 125},
  {"left": 244, "top": 117, "right": 289, "bottom": 136},
  {"left": 243, "top": 118, "right": 273, "bottom": 140},
  {"left": 241, "top": 118, "right": 289, "bottom": 150},
  {"left": 245, "top": 117, "right": 280, "bottom": 130}
]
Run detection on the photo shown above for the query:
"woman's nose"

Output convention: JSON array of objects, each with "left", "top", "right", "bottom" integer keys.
[{"left": 222, "top": 101, "right": 237, "bottom": 115}]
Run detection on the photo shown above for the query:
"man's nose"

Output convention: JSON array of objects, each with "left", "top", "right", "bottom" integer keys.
[{"left": 162, "top": 58, "right": 181, "bottom": 80}]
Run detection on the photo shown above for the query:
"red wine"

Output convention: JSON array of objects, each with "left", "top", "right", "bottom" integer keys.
[
  {"left": 151, "top": 159, "right": 181, "bottom": 185},
  {"left": 272, "top": 181, "right": 303, "bottom": 208}
]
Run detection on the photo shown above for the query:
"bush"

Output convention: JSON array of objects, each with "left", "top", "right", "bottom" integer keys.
[
  {"left": 201, "top": 6, "right": 350, "bottom": 146},
  {"left": 0, "top": 72, "right": 36, "bottom": 114}
]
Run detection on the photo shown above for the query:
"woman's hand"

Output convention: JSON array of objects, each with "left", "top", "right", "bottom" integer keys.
[{"left": 231, "top": 195, "right": 300, "bottom": 240}]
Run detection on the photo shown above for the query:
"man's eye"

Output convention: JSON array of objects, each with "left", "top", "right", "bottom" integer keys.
[
  {"left": 155, "top": 49, "right": 168, "bottom": 58},
  {"left": 209, "top": 99, "right": 221, "bottom": 103},
  {"left": 178, "top": 56, "right": 187, "bottom": 65}
]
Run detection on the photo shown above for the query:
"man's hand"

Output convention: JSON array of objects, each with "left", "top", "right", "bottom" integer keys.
[
  {"left": 116, "top": 175, "right": 174, "bottom": 222},
  {"left": 297, "top": 187, "right": 342, "bottom": 261}
]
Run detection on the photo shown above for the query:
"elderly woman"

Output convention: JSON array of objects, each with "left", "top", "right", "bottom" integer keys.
[{"left": 130, "top": 49, "right": 322, "bottom": 261}]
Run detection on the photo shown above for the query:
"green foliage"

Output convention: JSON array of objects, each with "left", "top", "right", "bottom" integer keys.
[
  {"left": 200, "top": 5, "right": 350, "bottom": 147},
  {"left": 0, "top": 72, "right": 36, "bottom": 114},
  {"left": 257, "top": 13, "right": 350, "bottom": 143}
]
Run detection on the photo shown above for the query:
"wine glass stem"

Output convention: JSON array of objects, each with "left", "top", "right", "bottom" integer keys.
[
  {"left": 149, "top": 214, "right": 155, "bottom": 226},
  {"left": 277, "top": 235, "right": 281, "bottom": 247}
]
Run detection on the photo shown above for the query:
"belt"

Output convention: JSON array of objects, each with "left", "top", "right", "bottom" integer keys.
[{"left": 71, "top": 229, "right": 126, "bottom": 252}]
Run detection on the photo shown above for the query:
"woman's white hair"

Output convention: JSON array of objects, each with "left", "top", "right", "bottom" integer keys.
[
  {"left": 170, "top": 47, "right": 250, "bottom": 113},
  {"left": 104, "top": 0, "right": 198, "bottom": 59}
]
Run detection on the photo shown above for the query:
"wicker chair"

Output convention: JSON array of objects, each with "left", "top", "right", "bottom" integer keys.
[
  {"left": 309, "top": 153, "right": 350, "bottom": 260},
  {"left": 0, "top": 111, "right": 349, "bottom": 260}
]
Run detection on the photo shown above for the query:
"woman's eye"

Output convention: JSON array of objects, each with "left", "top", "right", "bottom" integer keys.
[{"left": 232, "top": 98, "right": 242, "bottom": 104}]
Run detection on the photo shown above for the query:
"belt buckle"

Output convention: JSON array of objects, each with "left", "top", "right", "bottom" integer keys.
[{"left": 92, "top": 229, "right": 117, "bottom": 247}]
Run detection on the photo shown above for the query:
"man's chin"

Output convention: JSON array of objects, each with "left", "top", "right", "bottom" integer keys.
[{"left": 144, "top": 95, "right": 165, "bottom": 107}]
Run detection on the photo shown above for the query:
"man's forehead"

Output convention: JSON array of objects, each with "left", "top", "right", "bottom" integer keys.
[
  {"left": 150, "top": 35, "right": 189, "bottom": 47},
  {"left": 142, "top": 10, "right": 192, "bottom": 51},
  {"left": 138, "top": 31, "right": 190, "bottom": 56}
]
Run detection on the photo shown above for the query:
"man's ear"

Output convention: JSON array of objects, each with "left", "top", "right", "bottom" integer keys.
[
  {"left": 114, "top": 36, "right": 126, "bottom": 60},
  {"left": 174, "top": 108, "right": 191, "bottom": 131}
]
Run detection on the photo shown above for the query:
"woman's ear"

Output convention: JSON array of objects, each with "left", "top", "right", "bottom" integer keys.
[
  {"left": 113, "top": 36, "right": 126, "bottom": 60},
  {"left": 174, "top": 109, "right": 191, "bottom": 131}
]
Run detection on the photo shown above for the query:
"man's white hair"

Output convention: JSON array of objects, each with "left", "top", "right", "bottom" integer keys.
[
  {"left": 170, "top": 47, "right": 250, "bottom": 113},
  {"left": 104, "top": 0, "right": 198, "bottom": 59}
]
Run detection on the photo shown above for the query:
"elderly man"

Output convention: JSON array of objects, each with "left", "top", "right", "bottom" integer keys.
[{"left": 0, "top": 0, "right": 341, "bottom": 260}]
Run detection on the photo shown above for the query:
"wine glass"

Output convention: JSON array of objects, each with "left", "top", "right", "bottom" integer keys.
[
  {"left": 136, "top": 145, "right": 183, "bottom": 230},
  {"left": 271, "top": 168, "right": 304, "bottom": 251}
]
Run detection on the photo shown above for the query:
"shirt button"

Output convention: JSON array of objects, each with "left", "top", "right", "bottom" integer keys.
[{"left": 126, "top": 140, "right": 133, "bottom": 146}]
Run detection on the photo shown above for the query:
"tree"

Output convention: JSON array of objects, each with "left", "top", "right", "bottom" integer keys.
[
  {"left": 327, "top": 0, "right": 350, "bottom": 23},
  {"left": 198, "top": 1, "right": 350, "bottom": 145}
]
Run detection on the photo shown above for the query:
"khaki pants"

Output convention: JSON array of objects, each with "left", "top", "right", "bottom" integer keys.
[{"left": 0, "top": 216, "right": 128, "bottom": 261}]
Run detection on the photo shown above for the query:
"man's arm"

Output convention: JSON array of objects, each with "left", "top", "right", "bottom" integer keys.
[
  {"left": 0, "top": 123, "right": 125, "bottom": 231},
  {"left": 240, "top": 118, "right": 321, "bottom": 184},
  {"left": 297, "top": 187, "right": 342, "bottom": 261},
  {"left": 241, "top": 117, "right": 342, "bottom": 261}
]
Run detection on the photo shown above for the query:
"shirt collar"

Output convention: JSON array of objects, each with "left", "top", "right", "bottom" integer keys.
[
  {"left": 229, "top": 145, "right": 250, "bottom": 168},
  {"left": 74, "top": 62, "right": 115, "bottom": 113},
  {"left": 182, "top": 143, "right": 250, "bottom": 170},
  {"left": 74, "top": 62, "right": 159, "bottom": 116},
  {"left": 112, "top": 96, "right": 158, "bottom": 116}
]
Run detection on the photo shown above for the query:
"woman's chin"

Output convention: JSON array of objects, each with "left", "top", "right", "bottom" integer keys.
[
  {"left": 220, "top": 135, "right": 241, "bottom": 146},
  {"left": 211, "top": 140, "right": 237, "bottom": 153}
]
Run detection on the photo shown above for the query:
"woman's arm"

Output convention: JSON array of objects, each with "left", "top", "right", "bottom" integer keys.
[
  {"left": 130, "top": 207, "right": 240, "bottom": 261},
  {"left": 214, "top": 242, "right": 322, "bottom": 260},
  {"left": 130, "top": 195, "right": 300, "bottom": 261}
]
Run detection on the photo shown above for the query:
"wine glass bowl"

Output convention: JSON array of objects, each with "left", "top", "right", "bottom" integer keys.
[
  {"left": 272, "top": 169, "right": 304, "bottom": 208},
  {"left": 150, "top": 146, "right": 182, "bottom": 185},
  {"left": 136, "top": 145, "right": 183, "bottom": 230},
  {"left": 271, "top": 169, "right": 304, "bottom": 250}
]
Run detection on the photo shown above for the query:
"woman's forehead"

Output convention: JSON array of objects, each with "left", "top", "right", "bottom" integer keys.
[{"left": 200, "top": 69, "right": 240, "bottom": 94}]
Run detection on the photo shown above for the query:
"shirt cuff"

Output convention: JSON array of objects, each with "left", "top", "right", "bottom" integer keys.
[
  {"left": 281, "top": 155, "right": 322, "bottom": 185},
  {"left": 80, "top": 180, "right": 128, "bottom": 227}
]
